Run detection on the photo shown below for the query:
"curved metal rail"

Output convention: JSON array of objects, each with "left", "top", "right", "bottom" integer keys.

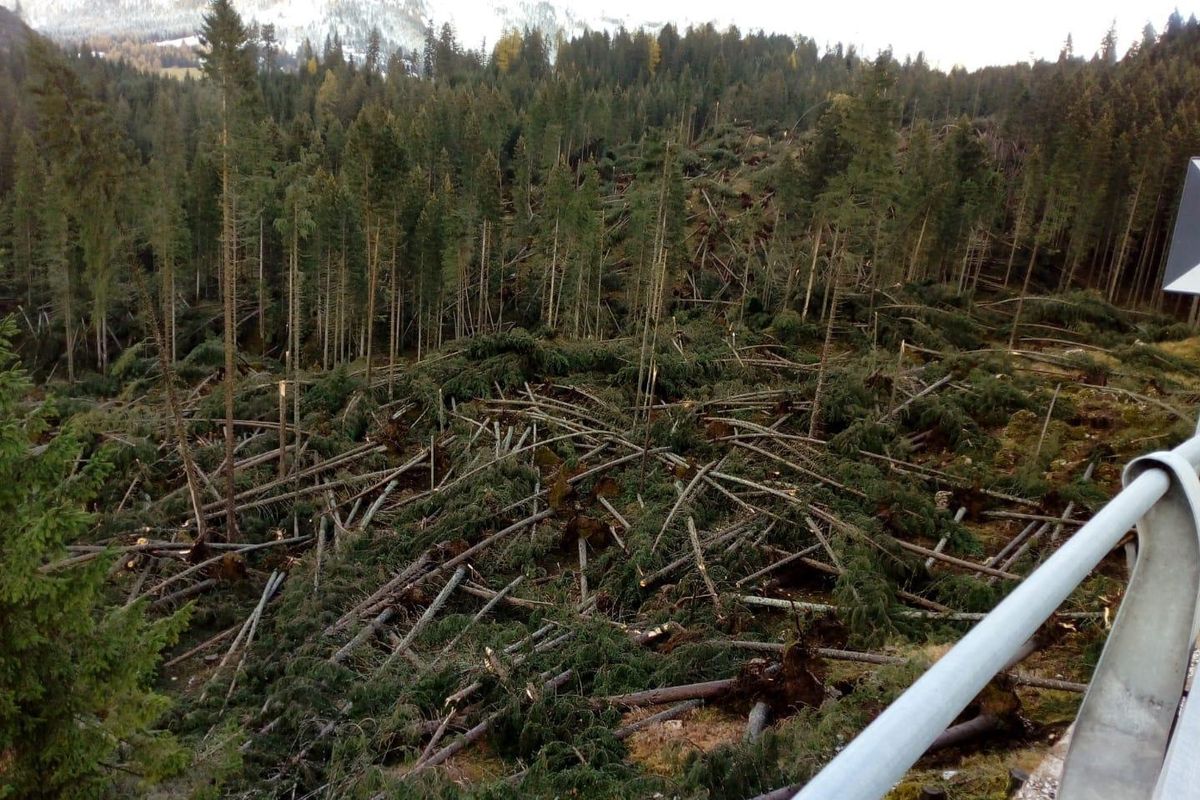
[{"left": 792, "top": 434, "right": 1200, "bottom": 800}]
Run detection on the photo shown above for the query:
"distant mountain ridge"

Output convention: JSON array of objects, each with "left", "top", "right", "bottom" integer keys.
[
  {"left": 0, "top": 0, "right": 669, "bottom": 57},
  {"left": 0, "top": 4, "right": 35, "bottom": 52}
]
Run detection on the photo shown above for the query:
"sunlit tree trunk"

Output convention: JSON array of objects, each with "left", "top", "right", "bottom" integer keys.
[
  {"left": 801, "top": 224, "right": 823, "bottom": 321},
  {"left": 810, "top": 246, "right": 845, "bottom": 439}
]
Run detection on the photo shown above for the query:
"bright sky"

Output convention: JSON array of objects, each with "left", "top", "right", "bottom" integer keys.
[{"left": 542, "top": 0, "right": 1199, "bottom": 71}]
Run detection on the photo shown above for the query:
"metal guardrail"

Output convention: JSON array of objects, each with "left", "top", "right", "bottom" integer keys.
[{"left": 793, "top": 432, "right": 1200, "bottom": 800}]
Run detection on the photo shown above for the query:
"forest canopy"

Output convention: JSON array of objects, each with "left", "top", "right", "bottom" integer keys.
[{"left": 0, "top": 7, "right": 1197, "bottom": 375}]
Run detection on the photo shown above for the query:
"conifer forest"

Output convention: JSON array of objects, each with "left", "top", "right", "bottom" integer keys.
[{"left": 3, "top": 1, "right": 1200, "bottom": 797}]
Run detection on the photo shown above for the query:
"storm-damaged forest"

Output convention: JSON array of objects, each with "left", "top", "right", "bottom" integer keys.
[{"left": 3, "top": 1, "right": 1200, "bottom": 797}]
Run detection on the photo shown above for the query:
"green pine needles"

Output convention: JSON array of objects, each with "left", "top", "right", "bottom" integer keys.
[{"left": 0, "top": 318, "right": 188, "bottom": 798}]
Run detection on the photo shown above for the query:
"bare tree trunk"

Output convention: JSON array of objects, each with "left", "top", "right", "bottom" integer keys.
[
  {"left": 365, "top": 220, "right": 379, "bottom": 386},
  {"left": 1010, "top": 194, "right": 1056, "bottom": 348},
  {"left": 1097, "top": 212, "right": 1118, "bottom": 291},
  {"left": 636, "top": 212, "right": 669, "bottom": 415},
  {"left": 906, "top": 209, "right": 929, "bottom": 283},
  {"left": 817, "top": 230, "right": 841, "bottom": 322},
  {"left": 94, "top": 316, "right": 103, "bottom": 373},
  {"left": 573, "top": 236, "right": 586, "bottom": 337},
  {"left": 65, "top": 270, "right": 75, "bottom": 383},
  {"left": 646, "top": 247, "right": 669, "bottom": 412},
  {"left": 1130, "top": 206, "right": 1161, "bottom": 306},
  {"left": 132, "top": 267, "right": 207, "bottom": 545},
  {"left": 290, "top": 219, "right": 301, "bottom": 488},
  {"left": 1009, "top": 240, "right": 1040, "bottom": 350},
  {"left": 801, "top": 224, "right": 823, "bottom": 321},
  {"left": 221, "top": 89, "right": 238, "bottom": 541},
  {"left": 1003, "top": 181, "right": 1029, "bottom": 288},
  {"left": 763, "top": 208, "right": 779, "bottom": 312},
  {"left": 321, "top": 256, "right": 331, "bottom": 370},
  {"left": 594, "top": 240, "right": 605, "bottom": 338},
  {"left": 968, "top": 231, "right": 990, "bottom": 296},
  {"left": 547, "top": 216, "right": 559, "bottom": 328},
  {"left": 738, "top": 248, "right": 752, "bottom": 326},
  {"left": 279, "top": 358, "right": 288, "bottom": 478},
  {"left": 388, "top": 238, "right": 398, "bottom": 400},
  {"left": 809, "top": 246, "right": 844, "bottom": 439},
  {"left": 477, "top": 218, "right": 489, "bottom": 334},
  {"left": 1106, "top": 176, "right": 1143, "bottom": 301},
  {"left": 455, "top": 246, "right": 466, "bottom": 339},
  {"left": 21, "top": 214, "right": 33, "bottom": 310},
  {"left": 168, "top": 256, "right": 176, "bottom": 363},
  {"left": 956, "top": 229, "right": 974, "bottom": 293},
  {"left": 337, "top": 232, "right": 347, "bottom": 366},
  {"left": 159, "top": 210, "right": 177, "bottom": 365},
  {"left": 284, "top": 214, "right": 299, "bottom": 476},
  {"left": 416, "top": 297, "right": 423, "bottom": 362},
  {"left": 257, "top": 212, "right": 265, "bottom": 350}
]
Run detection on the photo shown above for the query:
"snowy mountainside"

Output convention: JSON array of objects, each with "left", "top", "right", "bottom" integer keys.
[{"left": 0, "top": 0, "right": 682, "bottom": 57}]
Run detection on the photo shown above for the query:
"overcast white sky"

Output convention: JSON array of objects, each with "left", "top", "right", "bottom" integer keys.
[{"left": 540, "top": 1, "right": 1199, "bottom": 71}]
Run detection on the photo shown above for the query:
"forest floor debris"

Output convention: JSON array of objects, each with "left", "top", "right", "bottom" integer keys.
[{"left": 43, "top": 285, "right": 1195, "bottom": 799}]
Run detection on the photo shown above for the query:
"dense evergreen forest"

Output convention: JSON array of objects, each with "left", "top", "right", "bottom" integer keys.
[
  {"left": 1, "top": 5, "right": 1199, "bottom": 376},
  {"left": 4, "top": 2, "right": 1200, "bottom": 799}
]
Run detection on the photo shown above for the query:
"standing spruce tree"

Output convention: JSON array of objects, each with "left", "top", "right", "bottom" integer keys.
[
  {"left": 199, "top": 0, "right": 254, "bottom": 540},
  {"left": 146, "top": 90, "right": 188, "bottom": 364},
  {"left": 39, "top": 168, "right": 75, "bottom": 383},
  {"left": 542, "top": 158, "right": 572, "bottom": 329},
  {"left": 28, "top": 38, "right": 129, "bottom": 374},
  {"left": 237, "top": 117, "right": 280, "bottom": 354},
  {"left": 275, "top": 150, "right": 318, "bottom": 477},
  {"left": 344, "top": 106, "right": 405, "bottom": 384},
  {"left": 9, "top": 131, "right": 41, "bottom": 309},
  {"left": 809, "top": 58, "right": 898, "bottom": 437},
  {"left": 0, "top": 318, "right": 187, "bottom": 798},
  {"left": 571, "top": 161, "right": 603, "bottom": 337}
]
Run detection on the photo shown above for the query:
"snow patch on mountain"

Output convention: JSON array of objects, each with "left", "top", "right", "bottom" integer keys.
[{"left": 0, "top": 0, "right": 713, "bottom": 57}]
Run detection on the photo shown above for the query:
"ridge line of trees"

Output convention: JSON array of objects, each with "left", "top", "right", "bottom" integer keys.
[{"left": 0, "top": 6, "right": 1198, "bottom": 388}]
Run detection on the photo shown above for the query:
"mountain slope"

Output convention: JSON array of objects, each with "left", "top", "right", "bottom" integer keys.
[
  {"left": 0, "top": 0, "right": 661, "bottom": 56},
  {"left": 5, "top": 0, "right": 423, "bottom": 52},
  {"left": 0, "top": 4, "right": 35, "bottom": 52}
]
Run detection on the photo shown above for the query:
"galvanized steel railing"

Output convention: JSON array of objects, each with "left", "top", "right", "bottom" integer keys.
[{"left": 792, "top": 432, "right": 1200, "bottom": 800}]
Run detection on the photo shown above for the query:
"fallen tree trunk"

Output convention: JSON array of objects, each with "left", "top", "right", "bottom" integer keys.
[
  {"left": 927, "top": 713, "right": 1000, "bottom": 752},
  {"left": 745, "top": 700, "right": 771, "bottom": 742},
  {"left": 614, "top": 699, "right": 704, "bottom": 739},
  {"left": 604, "top": 677, "right": 738, "bottom": 708}
]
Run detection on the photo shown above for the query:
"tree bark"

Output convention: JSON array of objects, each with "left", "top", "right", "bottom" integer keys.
[
  {"left": 809, "top": 244, "right": 843, "bottom": 439},
  {"left": 547, "top": 216, "right": 559, "bottom": 328},
  {"left": 801, "top": 223, "right": 823, "bottom": 320},
  {"left": 907, "top": 208, "right": 929, "bottom": 283},
  {"left": 388, "top": 234, "right": 398, "bottom": 398},
  {"left": 1106, "top": 175, "right": 1143, "bottom": 301},
  {"left": 1009, "top": 239, "right": 1040, "bottom": 351},
  {"left": 221, "top": 84, "right": 238, "bottom": 541},
  {"left": 365, "top": 214, "right": 379, "bottom": 386},
  {"left": 257, "top": 212, "right": 265, "bottom": 350},
  {"left": 478, "top": 218, "right": 489, "bottom": 334},
  {"left": 1002, "top": 181, "right": 1029, "bottom": 288}
]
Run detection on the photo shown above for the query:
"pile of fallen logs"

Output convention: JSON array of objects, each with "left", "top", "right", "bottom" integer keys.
[{"left": 72, "top": 339, "right": 1146, "bottom": 798}]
